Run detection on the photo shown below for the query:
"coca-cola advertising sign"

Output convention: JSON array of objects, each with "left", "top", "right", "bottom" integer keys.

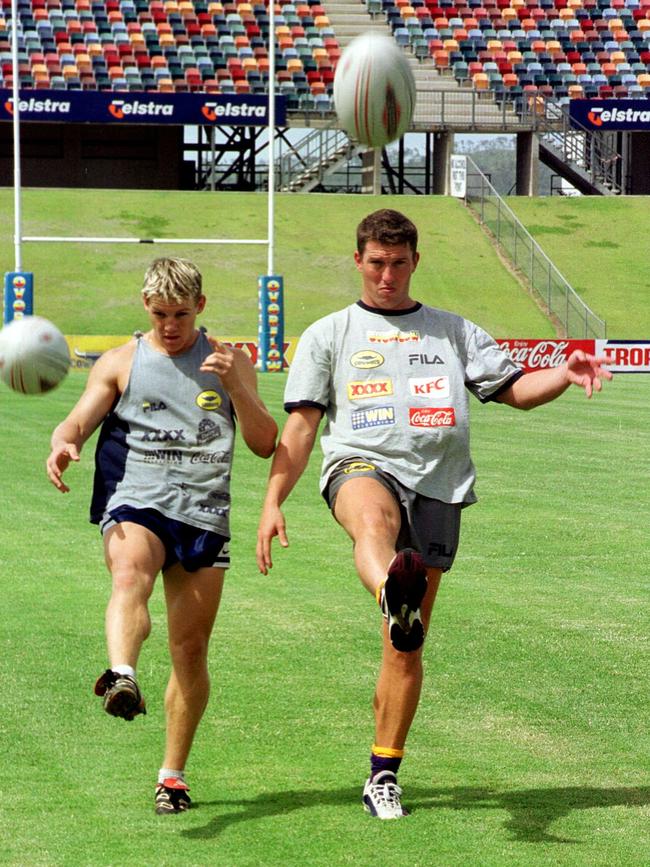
[
  {"left": 497, "top": 339, "right": 595, "bottom": 372},
  {"left": 408, "top": 407, "right": 456, "bottom": 428}
]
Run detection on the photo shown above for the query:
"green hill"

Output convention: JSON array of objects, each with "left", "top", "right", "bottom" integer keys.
[
  {"left": 508, "top": 196, "right": 650, "bottom": 338},
  {"left": 1, "top": 189, "right": 552, "bottom": 338},
  {"left": 2, "top": 189, "right": 647, "bottom": 338}
]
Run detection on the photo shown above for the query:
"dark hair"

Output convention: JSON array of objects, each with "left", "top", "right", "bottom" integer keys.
[{"left": 356, "top": 209, "right": 418, "bottom": 256}]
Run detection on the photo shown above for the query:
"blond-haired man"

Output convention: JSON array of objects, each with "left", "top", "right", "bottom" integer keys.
[{"left": 47, "top": 257, "right": 277, "bottom": 814}]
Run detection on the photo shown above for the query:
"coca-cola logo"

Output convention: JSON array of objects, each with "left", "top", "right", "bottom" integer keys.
[
  {"left": 497, "top": 339, "right": 595, "bottom": 372},
  {"left": 408, "top": 407, "right": 456, "bottom": 428},
  {"left": 504, "top": 340, "right": 569, "bottom": 368}
]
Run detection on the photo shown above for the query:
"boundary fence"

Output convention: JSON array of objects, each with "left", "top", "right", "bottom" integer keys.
[{"left": 463, "top": 156, "right": 607, "bottom": 339}]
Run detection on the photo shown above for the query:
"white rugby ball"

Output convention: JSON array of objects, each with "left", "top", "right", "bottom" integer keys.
[
  {"left": 333, "top": 33, "right": 416, "bottom": 148},
  {"left": 0, "top": 315, "right": 70, "bottom": 394}
]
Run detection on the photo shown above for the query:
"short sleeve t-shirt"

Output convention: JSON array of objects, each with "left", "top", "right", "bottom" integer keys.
[{"left": 284, "top": 300, "right": 523, "bottom": 505}]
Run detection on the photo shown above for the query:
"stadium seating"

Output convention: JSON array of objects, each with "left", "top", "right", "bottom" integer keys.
[
  {"left": 365, "top": 0, "right": 650, "bottom": 104},
  {"left": 3, "top": 0, "right": 650, "bottom": 112},
  {"left": 0, "top": 0, "right": 340, "bottom": 106}
]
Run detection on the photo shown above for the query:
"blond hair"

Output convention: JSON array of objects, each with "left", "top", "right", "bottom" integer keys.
[{"left": 142, "top": 257, "right": 203, "bottom": 304}]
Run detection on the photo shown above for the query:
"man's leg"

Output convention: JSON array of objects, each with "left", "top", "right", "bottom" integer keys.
[
  {"left": 333, "top": 476, "right": 402, "bottom": 595},
  {"left": 96, "top": 522, "right": 165, "bottom": 719},
  {"left": 103, "top": 521, "right": 164, "bottom": 665},
  {"left": 373, "top": 570, "right": 441, "bottom": 748},
  {"left": 334, "top": 478, "right": 442, "bottom": 817},
  {"left": 160, "top": 564, "right": 224, "bottom": 784}
]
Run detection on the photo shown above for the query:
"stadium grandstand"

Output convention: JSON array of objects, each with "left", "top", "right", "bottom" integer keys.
[{"left": 2, "top": 0, "right": 650, "bottom": 192}]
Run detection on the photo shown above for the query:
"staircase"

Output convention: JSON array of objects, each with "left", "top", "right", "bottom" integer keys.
[
  {"left": 281, "top": 0, "right": 625, "bottom": 194},
  {"left": 278, "top": 126, "right": 362, "bottom": 191},
  {"left": 322, "top": 0, "right": 524, "bottom": 129}
]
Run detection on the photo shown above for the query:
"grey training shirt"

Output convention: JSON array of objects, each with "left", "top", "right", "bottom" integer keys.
[
  {"left": 90, "top": 330, "right": 235, "bottom": 535},
  {"left": 284, "top": 300, "right": 523, "bottom": 505}
]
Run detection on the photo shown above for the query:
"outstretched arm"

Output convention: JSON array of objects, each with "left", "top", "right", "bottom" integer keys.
[
  {"left": 46, "top": 346, "right": 125, "bottom": 492},
  {"left": 497, "top": 350, "right": 613, "bottom": 410},
  {"left": 201, "top": 339, "right": 277, "bottom": 458},
  {"left": 256, "top": 406, "right": 322, "bottom": 575}
]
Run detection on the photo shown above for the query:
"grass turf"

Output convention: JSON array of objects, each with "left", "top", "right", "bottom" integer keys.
[
  {"left": 506, "top": 196, "right": 650, "bottom": 337},
  {"left": 0, "top": 189, "right": 553, "bottom": 338},
  {"left": 1, "top": 369, "right": 648, "bottom": 867}
]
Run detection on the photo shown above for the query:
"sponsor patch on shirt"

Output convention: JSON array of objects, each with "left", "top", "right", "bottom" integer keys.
[
  {"left": 408, "top": 376, "right": 450, "bottom": 398},
  {"left": 408, "top": 407, "right": 456, "bottom": 428},
  {"left": 350, "top": 349, "right": 385, "bottom": 370},
  {"left": 347, "top": 379, "right": 393, "bottom": 401},
  {"left": 367, "top": 330, "right": 420, "bottom": 344},
  {"left": 196, "top": 390, "right": 222, "bottom": 411},
  {"left": 342, "top": 461, "right": 377, "bottom": 474},
  {"left": 350, "top": 405, "right": 396, "bottom": 430}
]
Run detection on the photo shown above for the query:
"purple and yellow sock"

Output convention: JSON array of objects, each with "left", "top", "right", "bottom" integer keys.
[{"left": 371, "top": 744, "right": 404, "bottom": 780}]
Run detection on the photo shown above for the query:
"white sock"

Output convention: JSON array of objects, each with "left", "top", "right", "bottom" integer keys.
[
  {"left": 113, "top": 664, "right": 136, "bottom": 678},
  {"left": 158, "top": 768, "right": 185, "bottom": 785}
]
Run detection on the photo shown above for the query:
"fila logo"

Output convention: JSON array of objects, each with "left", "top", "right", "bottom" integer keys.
[
  {"left": 142, "top": 400, "right": 167, "bottom": 413},
  {"left": 347, "top": 379, "right": 393, "bottom": 400},
  {"left": 408, "top": 376, "right": 450, "bottom": 397},
  {"left": 408, "top": 353, "right": 444, "bottom": 365}
]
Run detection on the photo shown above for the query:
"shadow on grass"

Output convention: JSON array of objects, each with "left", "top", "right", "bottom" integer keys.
[
  {"left": 182, "top": 783, "right": 650, "bottom": 844},
  {"left": 408, "top": 784, "right": 650, "bottom": 844}
]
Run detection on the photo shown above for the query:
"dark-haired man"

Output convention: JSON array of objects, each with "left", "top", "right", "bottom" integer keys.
[{"left": 256, "top": 209, "right": 611, "bottom": 819}]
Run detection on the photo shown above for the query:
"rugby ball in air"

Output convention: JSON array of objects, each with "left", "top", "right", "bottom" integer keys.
[
  {"left": 0, "top": 315, "right": 70, "bottom": 394},
  {"left": 333, "top": 33, "right": 416, "bottom": 148}
]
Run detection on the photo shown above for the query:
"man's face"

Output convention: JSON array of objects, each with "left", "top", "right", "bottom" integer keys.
[
  {"left": 143, "top": 295, "right": 206, "bottom": 355},
  {"left": 354, "top": 241, "right": 419, "bottom": 310}
]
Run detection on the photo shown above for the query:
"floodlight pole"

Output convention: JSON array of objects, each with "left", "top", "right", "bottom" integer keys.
[
  {"left": 10, "top": 0, "right": 22, "bottom": 272},
  {"left": 267, "top": 0, "right": 275, "bottom": 275}
]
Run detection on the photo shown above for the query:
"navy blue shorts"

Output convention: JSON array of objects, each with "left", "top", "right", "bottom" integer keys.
[{"left": 100, "top": 506, "right": 230, "bottom": 573}]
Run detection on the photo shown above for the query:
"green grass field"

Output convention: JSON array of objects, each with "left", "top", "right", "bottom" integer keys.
[
  {"left": 2, "top": 189, "right": 649, "bottom": 865},
  {"left": 507, "top": 196, "right": 650, "bottom": 337},
  {"left": 1, "top": 369, "right": 649, "bottom": 867},
  {"left": 2, "top": 189, "right": 554, "bottom": 338},
  {"left": 3, "top": 189, "right": 650, "bottom": 337}
]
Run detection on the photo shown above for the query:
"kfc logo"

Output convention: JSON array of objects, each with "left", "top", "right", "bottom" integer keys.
[
  {"left": 408, "top": 407, "right": 456, "bottom": 428},
  {"left": 408, "top": 376, "right": 450, "bottom": 398}
]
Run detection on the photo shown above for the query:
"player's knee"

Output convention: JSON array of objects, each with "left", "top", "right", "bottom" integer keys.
[
  {"left": 169, "top": 633, "right": 210, "bottom": 671},
  {"left": 110, "top": 564, "right": 152, "bottom": 599},
  {"left": 385, "top": 640, "right": 425, "bottom": 672},
  {"left": 357, "top": 505, "right": 400, "bottom": 541}
]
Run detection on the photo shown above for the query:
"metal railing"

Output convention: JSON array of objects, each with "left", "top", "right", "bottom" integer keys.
[
  {"left": 464, "top": 156, "right": 606, "bottom": 338},
  {"left": 277, "top": 126, "right": 356, "bottom": 191}
]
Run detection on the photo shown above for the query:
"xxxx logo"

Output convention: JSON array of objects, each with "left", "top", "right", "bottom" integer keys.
[{"left": 347, "top": 379, "right": 393, "bottom": 401}]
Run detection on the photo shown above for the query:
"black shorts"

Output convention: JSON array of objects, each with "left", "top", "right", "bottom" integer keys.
[
  {"left": 324, "top": 458, "right": 461, "bottom": 572},
  {"left": 100, "top": 506, "right": 230, "bottom": 573}
]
